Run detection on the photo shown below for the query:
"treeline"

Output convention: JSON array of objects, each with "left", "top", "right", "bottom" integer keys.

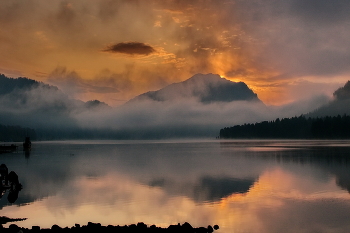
[
  {"left": 0, "top": 74, "right": 40, "bottom": 95},
  {"left": 0, "top": 73, "right": 59, "bottom": 96},
  {"left": 220, "top": 115, "right": 350, "bottom": 139},
  {"left": 0, "top": 124, "right": 36, "bottom": 142}
]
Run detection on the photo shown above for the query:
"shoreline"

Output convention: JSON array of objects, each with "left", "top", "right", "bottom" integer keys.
[{"left": 1, "top": 221, "right": 220, "bottom": 232}]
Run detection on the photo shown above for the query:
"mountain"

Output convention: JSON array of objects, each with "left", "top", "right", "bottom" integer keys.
[
  {"left": 0, "top": 74, "right": 113, "bottom": 140},
  {"left": 0, "top": 74, "right": 38, "bottom": 94},
  {"left": 84, "top": 100, "right": 112, "bottom": 110},
  {"left": 308, "top": 81, "right": 350, "bottom": 117},
  {"left": 0, "top": 74, "right": 78, "bottom": 112},
  {"left": 0, "top": 74, "right": 110, "bottom": 113},
  {"left": 115, "top": 73, "right": 267, "bottom": 138},
  {"left": 334, "top": 81, "right": 350, "bottom": 100},
  {"left": 127, "top": 73, "right": 261, "bottom": 104},
  {"left": 3, "top": 73, "right": 322, "bottom": 139}
]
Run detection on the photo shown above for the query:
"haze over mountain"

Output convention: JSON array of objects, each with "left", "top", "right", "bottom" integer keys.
[
  {"left": 0, "top": 74, "right": 111, "bottom": 138},
  {"left": 308, "top": 81, "right": 350, "bottom": 117},
  {"left": 0, "top": 73, "right": 334, "bottom": 139},
  {"left": 128, "top": 73, "right": 261, "bottom": 104}
]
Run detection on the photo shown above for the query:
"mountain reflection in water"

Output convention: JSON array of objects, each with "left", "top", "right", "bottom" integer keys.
[
  {"left": 149, "top": 176, "right": 256, "bottom": 203},
  {"left": 0, "top": 140, "right": 350, "bottom": 233}
]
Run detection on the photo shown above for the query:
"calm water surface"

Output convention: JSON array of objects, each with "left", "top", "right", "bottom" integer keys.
[{"left": 1, "top": 139, "right": 350, "bottom": 233}]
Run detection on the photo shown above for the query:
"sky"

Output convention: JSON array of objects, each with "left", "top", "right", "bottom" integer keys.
[{"left": 1, "top": 0, "right": 350, "bottom": 106}]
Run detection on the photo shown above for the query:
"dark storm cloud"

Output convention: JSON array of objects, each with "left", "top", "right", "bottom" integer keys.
[
  {"left": 289, "top": 0, "right": 350, "bottom": 25},
  {"left": 103, "top": 42, "right": 156, "bottom": 55},
  {"left": 226, "top": 0, "right": 350, "bottom": 78}
]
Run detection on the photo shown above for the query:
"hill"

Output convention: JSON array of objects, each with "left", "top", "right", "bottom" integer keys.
[
  {"left": 220, "top": 115, "right": 350, "bottom": 139},
  {"left": 0, "top": 124, "right": 36, "bottom": 142},
  {"left": 0, "top": 74, "right": 112, "bottom": 140},
  {"left": 219, "top": 80, "right": 350, "bottom": 139},
  {"left": 117, "top": 73, "right": 267, "bottom": 138},
  {"left": 0, "top": 74, "right": 42, "bottom": 95},
  {"left": 308, "top": 81, "right": 350, "bottom": 117}
]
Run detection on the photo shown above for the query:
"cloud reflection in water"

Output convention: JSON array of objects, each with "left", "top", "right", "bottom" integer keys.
[{"left": 1, "top": 140, "right": 350, "bottom": 233}]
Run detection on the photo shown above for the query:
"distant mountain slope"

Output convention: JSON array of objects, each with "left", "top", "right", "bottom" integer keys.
[
  {"left": 127, "top": 73, "right": 261, "bottom": 104},
  {"left": 220, "top": 115, "right": 350, "bottom": 139},
  {"left": 0, "top": 124, "right": 36, "bottom": 142},
  {"left": 219, "top": 80, "right": 350, "bottom": 139},
  {"left": 334, "top": 81, "right": 350, "bottom": 100},
  {"left": 308, "top": 81, "right": 350, "bottom": 117},
  {"left": 84, "top": 100, "right": 112, "bottom": 110},
  {"left": 0, "top": 74, "right": 112, "bottom": 139},
  {"left": 0, "top": 74, "right": 42, "bottom": 95},
  {"left": 0, "top": 74, "right": 110, "bottom": 112}
]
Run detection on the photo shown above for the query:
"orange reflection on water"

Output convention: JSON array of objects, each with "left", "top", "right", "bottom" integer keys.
[
  {"left": 2, "top": 166, "right": 350, "bottom": 233},
  {"left": 212, "top": 167, "right": 350, "bottom": 232}
]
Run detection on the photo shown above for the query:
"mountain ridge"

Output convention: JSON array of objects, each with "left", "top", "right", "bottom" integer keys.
[
  {"left": 2, "top": 73, "right": 349, "bottom": 140},
  {"left": 307, "top": 80, "right": 350, "bottom": 117},
  {"left": 127, "top": 73, "right": 262, "bottom": 104},
  {"left": 0, "top": 74, "right": 110, "bottom": 111}
]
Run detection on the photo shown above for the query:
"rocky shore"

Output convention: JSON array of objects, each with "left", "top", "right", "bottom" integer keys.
[{"left": 1, "top": 222, "right": 220, "bottom": 233}]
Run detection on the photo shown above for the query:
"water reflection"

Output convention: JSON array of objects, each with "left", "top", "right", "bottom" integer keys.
[
  {"left": 149, "top": 176, "right": 256, "bottom": 203},
  {"left": 1, "top": 140, "right": 350, "bottom": 233},
  {"left": 24, "top": 149, "right": 30, "bottom": 159},
  {"left": 0, "top": 164, "right": 22, "bottom": 205}
]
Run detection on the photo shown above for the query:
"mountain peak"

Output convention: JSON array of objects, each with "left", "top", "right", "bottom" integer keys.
[
  {"left": 308, "top": 80, "right": 350, "bottom": 117},
  {"left": 187, "top": 73, "right": 222, "bottom": 82},
  {"left": 128, "top": 73, "right": 261, "bottom": 104},
  {"left": 185, "top": 73, "right": 242, "bottom": 85},
  {"left": 333, "top": 80, "right": 350, "bottom": 100},
  {"left": 84, "top": 100, "right": 111, "bottom": 110}
]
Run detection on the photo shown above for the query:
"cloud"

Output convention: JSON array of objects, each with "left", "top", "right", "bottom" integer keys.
[
  {"left": 288, "top": 0, "right": 350, "bottom": 25},
  {"left": 10, "top": 134, "right": 350, "bottom": 231},
  {"left": 45, "top": 65, "right": 180, "bottom": 106},
  {"left": 0, "top": 72, "right": 333, "bottom": 139},
  {"left": 73, "top": 94, "right": 329, "bottom": 138},
  {"left": 103, "top": 42, "right": 156, "bottom": 55},
  {"left": 236, "top": 0, "right": 350, "bottom": 78},
  {"left": 1, "top": 0, "right": 350, "bottom": 106},
  {"left": 47, "top": 67, "right": 131, "bottom": 97}
]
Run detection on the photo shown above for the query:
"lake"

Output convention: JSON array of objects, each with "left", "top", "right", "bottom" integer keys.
[{"left": 1, "top": 139, "right": 350, "bottom": 233}]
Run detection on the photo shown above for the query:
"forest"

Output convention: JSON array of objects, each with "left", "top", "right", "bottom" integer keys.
[
  {"left": 0, "top": 124, "right": 37, "bottom": 142},
  {"left": 220, "top": 115, "right": 350, "bottom": 139}
]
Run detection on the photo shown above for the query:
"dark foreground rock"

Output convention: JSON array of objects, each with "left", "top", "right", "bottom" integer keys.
[
  {"left": 1, "top": 222, "right": 220, "bottom": 233},
  {"left": 0, "top": 216, "right": 27, "bottom": 225}
]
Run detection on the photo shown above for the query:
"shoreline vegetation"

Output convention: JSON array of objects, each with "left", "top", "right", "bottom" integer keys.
[
  {"left": 0, "top": 216, "right": 27, "bottom": 225},
  {"left": 0, "top": 221, "right": 220, "bottom": 233},
  {"left": 2, "top": 115, "right": 350, "bottom": 141},
  {"left": 220, "top": 115, "right": 350, "bottom": 139},
  {"left": 0, "top": 125, "right": 36, "bottom": 142}
]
